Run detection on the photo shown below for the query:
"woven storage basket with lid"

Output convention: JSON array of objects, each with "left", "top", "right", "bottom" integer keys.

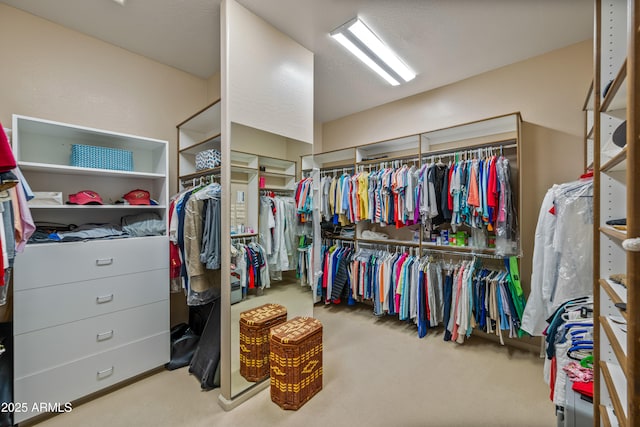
[
  {"left": 239, "top": 303, "right": 287, "bottom": 382},
  {"left": 269, "top": 316, "right": 323, "bottom": 410}
]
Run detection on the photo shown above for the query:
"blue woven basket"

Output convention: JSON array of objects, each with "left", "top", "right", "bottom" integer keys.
[{"left": 71, "top": 144, "right": 134, "bottom": 171}]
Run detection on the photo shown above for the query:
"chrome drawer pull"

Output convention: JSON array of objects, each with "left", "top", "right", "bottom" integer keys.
[
  {"left": 96, "top": 294, "right": 114, "bottom": 304},
  {"left": 95, "top": 258, "right": 114, "bottom": 266},
  {"left": 96, "top": 330, "right": 114, "bottom": 341},
  {"left": 97, "top": 366, "right": 114, "bottom": 379}
]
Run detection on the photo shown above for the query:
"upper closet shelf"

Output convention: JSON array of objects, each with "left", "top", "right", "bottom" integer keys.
[
  {"left": 178, "top": 134, "right": 221, "bottom": 154},
  {"left": 177, "top": 100, "right": 221, "bottom": 152},
  {"left": 230, "top": 151, "right": 259, "bottom": 170},
  {"left": 421, "top": 113, "right": 518, "bottom": 152},
  {"left": 231, "top": 166, "right": 258, "bottom": 175},
  {"left": 259, "top": 171, "right": 294, "bottom": 178},
  {"left": 356, "top": 135, "right": 419, "bottom": 163},
  {"left": 601, "top": 147, "right": 627, "bottom": 172},
  {"left": 311, "top": 148, "right": 356, "bottom": 167},
  {"left": 18, "top": 161, "right": 165, "bottom": 179},
  {"left": 13, "top": 115, "right": 167, "bottom": 176},
  {"left": 601, "top": 60, "right": 627, "bottom": 114},
  {"left": 180, "top": 167, "right": 221, "bottom": 181},
  {"left": 601, "top": 226, "right": 627, "bottom": 241},
  {"left": 258, "top": 156, "right": 296, "bottom": 175}
]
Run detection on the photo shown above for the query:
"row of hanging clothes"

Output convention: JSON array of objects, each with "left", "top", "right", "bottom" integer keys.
[
  {"left": 291, "top": 175, "right": 315, "bottom": 289},
  {"left": 316, "top": 147, "right": 518, "bottom": 253},
  {"left": 294, "top": 177, "right": 313, "bottom": 223},
  {"left": 0, "top": 124, "right": 28, "bottom": 427},
  {"left": 317, "top": 166, "right": 355, "bottom": 226},
  {"left": 259, "top": 191, "right": 302, "bottom": 281},
  {"left": 0, "top": 165, "right": 35, "bottom": 306},
  {"left": 230, "top": 235, "right": 270, "bottom": 296},
  {"left": 169, "top": 176, "right": 221, "bottom": 306},
  {"left": 294, "top": 234, "right": 313, "bottom": 288},
  {"left": 317, "top": 241, "right": 526, "bottom": 344},
  {"left": 542, "top": 296, "right": 594, "bottom": 408}
]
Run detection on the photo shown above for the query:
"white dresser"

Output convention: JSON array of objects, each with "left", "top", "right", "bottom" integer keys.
[
  {"left": 13, "top": 237, "right": 169, "bottom": 422},
  {"left": 11, "top": 115, "right": 170, "bottom": 423}
]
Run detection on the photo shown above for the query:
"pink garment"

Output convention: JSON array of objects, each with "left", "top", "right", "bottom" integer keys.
[
  {"left": 0, "top": 125, "right": 16, "bottom": 172},
  {"left": 562, "top": 362, "right": 594, "bottom": 383},
  {"left": 14, "top": 182, "right": 36, "bottom": 253},
  {"left": 451, "top": 264, "right": 466, "bottom": 341},
  {"left": 394, "top": 253, "right": 408, "bottom": 313}
]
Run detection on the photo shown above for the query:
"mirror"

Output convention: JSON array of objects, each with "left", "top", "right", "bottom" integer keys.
[
  {"left": 219, "top": 0, "right": 314, "bottom": 405},
  {"left": 227, "top": 123, "right": 313, "bottom": 398}
]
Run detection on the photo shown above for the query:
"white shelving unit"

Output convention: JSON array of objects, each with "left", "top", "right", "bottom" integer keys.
[
  {"left": 258, "top": 155, "right": 296, "bottom": 192},
  {"left": 14, "top": 115, "right": 168, "bottom": 224},
  {"left": 231, "top": 151, "right": 258, "bottom": 235},
  {"left": 177, "top": 100, "right": 222, "bottom": 181},
  {"left": 593, "top": 1, "right": 639, "bottom": 426},
  {"left": 307, "top": 114, "right": 521, "bottom": 258},
  {"left": 11, "top": 115, "right": 170, "bottom": 424}
]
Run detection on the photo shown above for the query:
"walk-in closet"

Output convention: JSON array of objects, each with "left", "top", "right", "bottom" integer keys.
[{"left": 0, "top": 0, "right": 633, "bottom": 426}]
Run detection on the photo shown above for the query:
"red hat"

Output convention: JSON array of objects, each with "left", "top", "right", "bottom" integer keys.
[
  {"left": 68, "top": 190, "right": 103, "bottom": 205},
  {"left": 123, "top": 189, "right": 151, "bottom": 205}
]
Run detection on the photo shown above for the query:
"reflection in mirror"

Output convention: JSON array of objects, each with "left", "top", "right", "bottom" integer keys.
[{"left": 228, "top": 123, "right": 313, "bottom": 398}]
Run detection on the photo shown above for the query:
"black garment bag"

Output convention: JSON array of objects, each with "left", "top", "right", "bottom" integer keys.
[{"left": 188, "top": 297, "right": 221, "bottom": 389}]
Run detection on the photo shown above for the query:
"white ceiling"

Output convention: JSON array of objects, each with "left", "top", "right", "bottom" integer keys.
[{"left": 0, "top": 0, "right": 594, "bottom": 123}]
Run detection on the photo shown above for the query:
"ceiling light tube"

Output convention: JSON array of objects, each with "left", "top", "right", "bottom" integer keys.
[
  {"left": 331, "top": 17, "right": 415, "bottom": 85},
  {"left": 332, "top": 33, "right": 400, "bottom": 86},
  {"left": 347, "top": 19, "right": 415, "bottom": 82}
]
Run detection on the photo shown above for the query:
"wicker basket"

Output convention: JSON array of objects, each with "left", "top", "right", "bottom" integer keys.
[
  {"left": 269, "top": 316, "right": 323, "bottom": 410},
  {"left": 239, "top": 303, "right": 287, "bottom": 382}
]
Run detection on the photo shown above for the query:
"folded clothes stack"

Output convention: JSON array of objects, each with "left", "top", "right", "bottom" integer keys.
[
  {"left": 606, "top": 218, "right": 627, "bottom": 231},
  {"left": 610, "top": 273, "right": 627, "bottom": 288}
]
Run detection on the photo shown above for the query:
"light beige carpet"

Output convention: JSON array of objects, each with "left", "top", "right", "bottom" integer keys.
[{"left": 34, "top": 303, "right": 557, "bottom": 427}]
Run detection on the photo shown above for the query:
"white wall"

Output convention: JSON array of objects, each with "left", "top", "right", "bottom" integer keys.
[
  {"left": 224, "top": 0, "right": 314, "bottom": 143},
  {"left": 0, "top": 4, "right": 210, "bottom": 197}
]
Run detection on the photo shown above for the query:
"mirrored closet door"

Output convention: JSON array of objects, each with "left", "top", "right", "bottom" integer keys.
[{"left": 219, "top": 0, "right": 314, "bottom": 406}]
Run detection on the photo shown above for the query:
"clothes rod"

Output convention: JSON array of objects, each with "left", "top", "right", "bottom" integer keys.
[
  {"left": 261, "top": 190, "right": 293, "bottom": 196},
  {"left": 421, "top": 140, "right": 517, "bottom": 159},
  {"left": 420, "top": 247, "right": 516, "bottom": 260},
  {"left": 357, "top": 153, "right": 420, "bottom": 166},
  {"left": 356, "top": 240, "right": 420, "bottom": 252},
  {"left": 180, "top": 173, "right": 220, "bottom": 182},
  {"left": 320, "top": 165, "right": 355, "bottom": 174},
  {"left": 231, "top": 234, "right": 258, "bottom": 244}
]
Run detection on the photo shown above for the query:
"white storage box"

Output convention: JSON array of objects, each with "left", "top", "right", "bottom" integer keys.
[{"left": 27, "top": 192, "right": 63, "bottom": 206}]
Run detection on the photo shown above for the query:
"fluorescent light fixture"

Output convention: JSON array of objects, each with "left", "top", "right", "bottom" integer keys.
[
  {"left": 332, "top": 33, "right": 400, "bottom": 86},
  {"left": 331, "top": 17, "right": 415, "bottom": 85}
]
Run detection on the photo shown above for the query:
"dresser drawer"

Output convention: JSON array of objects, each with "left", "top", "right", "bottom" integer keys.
[
  {"left": 14, "top": 236, "right": 168, "bottom": 290},
  {"left": 15, "top": 300, "right": 169, "bottom": 378},
  {"left": 14, "top": 268, "right": 168, "bottom": 335},
  {"left": 14, "top": 331, "right": 169, "bottom": 424}
]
